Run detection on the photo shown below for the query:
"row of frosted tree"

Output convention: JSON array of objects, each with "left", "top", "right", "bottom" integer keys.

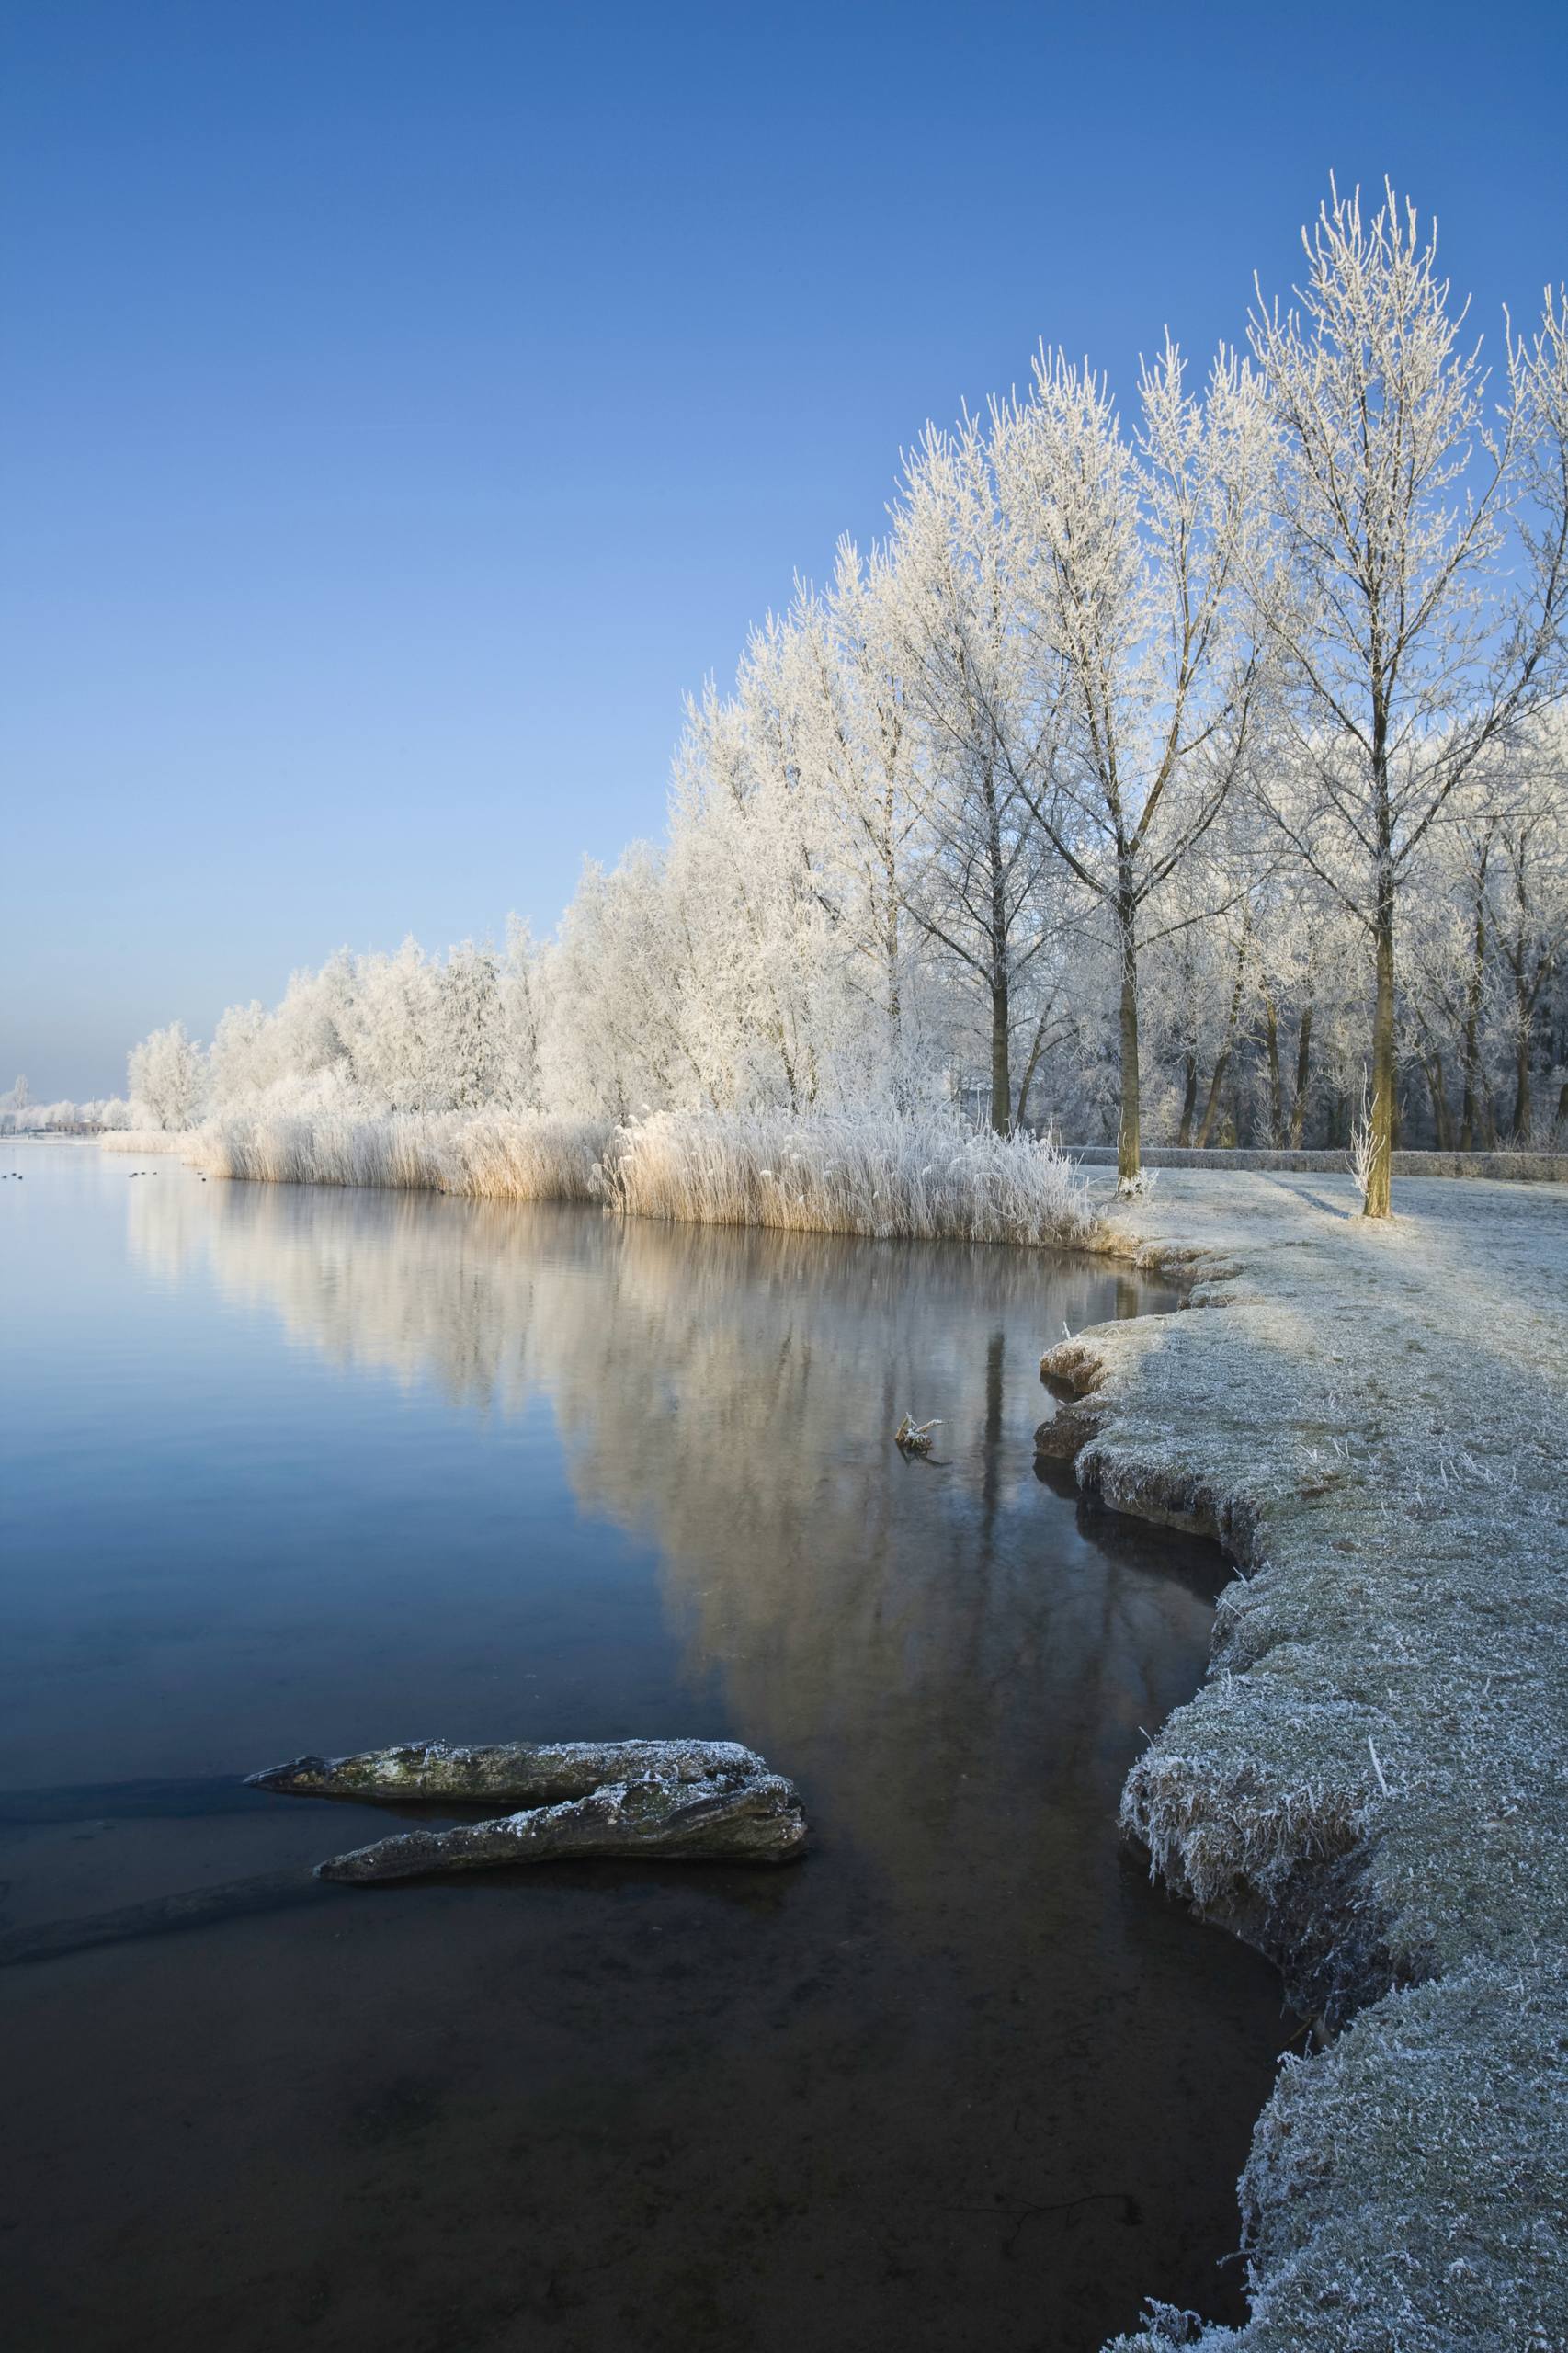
[{"left": 99, "top": 186, "right": 1568, "bottom": 1216}]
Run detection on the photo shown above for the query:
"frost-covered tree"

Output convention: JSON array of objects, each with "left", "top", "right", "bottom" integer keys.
[
  {"left": 495, "top": 915, "right": 546, "bottom": 1109},
  {"left": 890, "top": 416, "right": 1063, "bottom": 1130},
  {"left": 128, "top": 1020, "right": 205, "bottom": 1130},
  {"left": 1490, "top": 718, "right": 1568, "bottom": 1136},
  {"left": 989, "top": 340, "right": 1272, "bottom": 1179},
  {"left": 668, "top": 621, "right": 855, "bottom": 1111},
  {"left": 539, "top": 850, "right": 697, "bottom": 1118},
  {"left": 115, "top": 180, "right": 1567, "bottom": 1168},
  {"left": 1248, "top": 184, "right": 1568, "bottom": 1214},
  {"left": 435, "top": 940, "right": 503, "bottom": 1109},
  {"left": 208, "top": 1001, "right": 281, "bottom": 1106},
  {"left": 795, "top": 546, "right": 928, "bottom": 1103}
]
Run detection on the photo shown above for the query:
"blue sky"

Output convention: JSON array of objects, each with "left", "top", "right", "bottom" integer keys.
[{"left": 5, "top": 0, "right": 1565, "bottom": 1097}]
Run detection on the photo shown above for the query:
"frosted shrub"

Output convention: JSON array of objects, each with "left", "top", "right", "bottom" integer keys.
[
  {"left": 1346, "top": 1074, "right": 1377, "bottom": 1208},
  {"left": 603, "top": 1108, "right": 1097, "bottom": 1247}
]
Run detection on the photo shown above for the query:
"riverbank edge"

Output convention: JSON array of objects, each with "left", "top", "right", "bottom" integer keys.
[{"left": 1045, "top": 1175, "right": 1567, "bottom": 2352}]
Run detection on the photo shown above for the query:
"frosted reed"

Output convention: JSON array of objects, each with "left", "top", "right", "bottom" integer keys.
[
  {"left": 189, "top": 1110, "right": 609, "bottom": 1201},
  {"left": 176, "top": 1106, "right": 1096, "bottom": 1247},
  {"left": 602, "top": 1108, "right": 1096, "bottom": 1246},
  {"left": 99, "top": 1130, "right": 194, "bottom": 1155}
]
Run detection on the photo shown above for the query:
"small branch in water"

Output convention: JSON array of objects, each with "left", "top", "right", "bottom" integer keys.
[
  {"left": 933, "top": 2189, "right": 1142, "bottom": 2254},
  {"left": 0, "top": 1776, "right": 267, "bottom": 1827},
  {"left": 895, "top": 1414, "right": 941, "bottom": 1455},
  {"left": 0, "top": 1869, "right": 335, "bottom": 1968}
]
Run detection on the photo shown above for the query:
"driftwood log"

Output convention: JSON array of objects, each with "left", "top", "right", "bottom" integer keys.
[
  {"left": 247, "top": 1737, "right": 766, "bottom": 1807},
  {"left": 315, "top": 1768, "right": 806, "bottom": 1881}
]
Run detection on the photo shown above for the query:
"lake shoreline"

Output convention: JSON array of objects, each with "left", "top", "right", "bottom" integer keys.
[{"left": 1044, "top": 1172, "right": 1567, "bottom": 2352}]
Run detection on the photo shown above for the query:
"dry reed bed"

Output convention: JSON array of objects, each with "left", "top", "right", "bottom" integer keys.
[
  {"left": 187, "top": 1109, "right": 609, "bottom": 1200},
  {"left": 148, "top": 1106, "right": 1096, "bottom": 1247},
  {"left": 98, "top": 1129, "right": 191, "bottom": 1155},
  {"left": 599, "top": 1108, "right": 1096, "bottom": 1245}
]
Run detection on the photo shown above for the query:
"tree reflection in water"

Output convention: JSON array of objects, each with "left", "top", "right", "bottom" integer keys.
[{"left": 105, "top": 1175, "right": 1285, "bottom": 2350}]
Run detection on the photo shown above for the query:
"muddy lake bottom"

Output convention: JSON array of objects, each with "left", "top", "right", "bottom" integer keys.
[{"left": 0, "top": 1144, "right": 1288, "bottom": 2352}]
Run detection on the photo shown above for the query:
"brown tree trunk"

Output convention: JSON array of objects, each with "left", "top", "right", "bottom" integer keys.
[
  {"left": 1290, "top": 995, "right": 1314, "bottom": 1146},
  {"left": 1196, "top": 936, "right": 1246, "bottom": 1148},
  {"left": 884, "top": 786, "right": 904, "bottom": 1106},
  {"left": 1261, "top": 984, "right": 1283, "bottom": 1143},
  {"left": 1366, "top": 883, "right": 1395, "bottom": 1218},
  {"left": 1512, "top": 1008, "right": 1532, "bottom": 1140},
  {"left": 986, "top": 772, "right": 1012, "bottom": 1132},
  {"left": 1459, "top": 856, "right": 1488, "bottom": 1151},
  {"left": 1176, "top": 1051, "right": 1198, "bottom": 1147},
  {"left": 1013, "top": 1006, "right": 1060, "bottom": 1133},
  {"left": 1116, "top": 900, "right": 1141, "bottom": 1181},
  {"left": 990, "top": 972, "right": 1011, "bottom": 1134},
  {"left": 1423, "top": 1051, "right": 1453, "bottom": 1149}
]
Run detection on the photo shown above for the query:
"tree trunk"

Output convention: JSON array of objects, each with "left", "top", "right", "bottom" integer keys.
[
  {"left": 1262, "top": 986, "right": 1283, "bottom": 1143},
  {"left": 1512, "top": 1006, "right": 1531, "bottom": 1141},
  {"left": 1176, "top": 1051, "right": 1198, "bottom": 1147},
  {"left": 1014, "top": 1006, "right": 1059, "bottom": 1133},
  {"left": 1116, "top": 897, "right": 1141, "bottom": 1181},
  {"left": 1290, "top": 995, "right": 1314, "bottom": 1146},
  {"left": 989, "top": 972, "right": 1011, "bottom": 1134},
  {"left": 1459, "top": 858, "right": 1488, "bottom": 1151},
  {"left": 1365, "top": 884, "right": 1395, "bottom": 1218},
  {"left": 1423, "top": 1051, "right": 1452, "bottom": 1149},
  {"left": 1196, "top": 936, "right": 1246, "bottom": 1148},
  {"left": 985, "top": 767, "right": 1012, "bottom": 1133},
  {"left": 884, "top": 824, "right": 903, "bottom": 1108},
  {"left": 1194, "top": 1052, "right": 1231, "bottom": 1148}
]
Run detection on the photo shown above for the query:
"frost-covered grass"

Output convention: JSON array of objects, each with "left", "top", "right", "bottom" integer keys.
[
  {"left": 602, "top": 1107, "right": 1096, "bottom": 1245},
  {"left": 1040, "top": 1173, "right": 1568, "bottom": 2352},
  {"left": 187, "top": 1108, "right": 609, "bottom": 1199},
  {"left": 173, "top": 1105, "right": 1097, "bottom": 1247}
]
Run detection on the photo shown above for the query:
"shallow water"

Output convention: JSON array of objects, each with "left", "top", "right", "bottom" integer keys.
[{"left": 0, "top": 1142, "right": 1284, "bottom": 2352}]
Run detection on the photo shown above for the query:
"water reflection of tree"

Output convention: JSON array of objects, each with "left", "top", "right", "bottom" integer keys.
[{"left": 130, "top": 1182, "right": 1219, "bottom": 1939}]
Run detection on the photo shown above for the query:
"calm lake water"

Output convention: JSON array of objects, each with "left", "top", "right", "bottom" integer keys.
[{"left": 0, "top": 1141, "right": 1285, "bottom": 2353}]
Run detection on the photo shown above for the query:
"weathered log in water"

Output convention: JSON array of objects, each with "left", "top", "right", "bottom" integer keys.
[
  {"left": 248, "top": 1736, "right": 766, "bottom": 1806},
  {"left": 0, "top": 1869, "right": 335, "bottom": 1967},
  {"left": 317, "top": 1769, "right": 808, "bottom": 1881}
]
